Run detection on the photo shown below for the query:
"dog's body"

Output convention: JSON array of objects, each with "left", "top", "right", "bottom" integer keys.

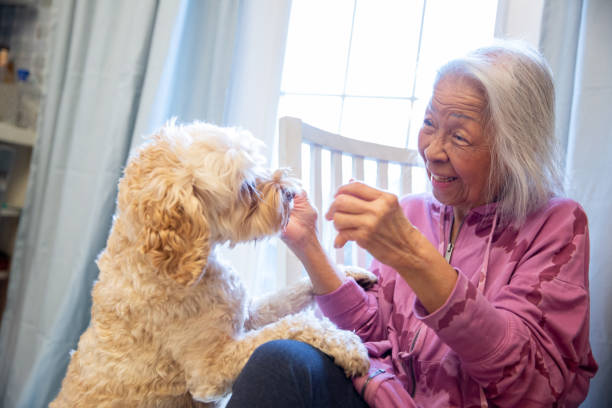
[{"left": 51, "top": 122, "right": 372, "bottom": 407}]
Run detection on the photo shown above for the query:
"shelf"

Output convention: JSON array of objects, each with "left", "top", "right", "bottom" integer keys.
[
  {"left": 0, "top": 206, "right": 20, "bottom": 217},
  {"left": 0, "top": 0, "right": 36, "bottom": 6},
  {"left": 0, "top": 122, "right": 36, "bottom": 146}
]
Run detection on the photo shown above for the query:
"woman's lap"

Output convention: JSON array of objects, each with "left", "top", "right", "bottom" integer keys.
[{"left": 226, "top": 339, "right": 368, "bottom": 408}]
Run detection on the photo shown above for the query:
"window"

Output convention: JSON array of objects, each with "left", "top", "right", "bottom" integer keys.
[
  {"left": 278, "top": 0, "right": 499, "bottom": 151},
  {"left": 277, "top": 1, "right": 499, "bottom": 268}
]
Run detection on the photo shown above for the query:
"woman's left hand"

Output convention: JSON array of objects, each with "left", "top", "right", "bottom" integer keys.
[{"left": 325, "top": 181, "right": 423, "bottom": 272}]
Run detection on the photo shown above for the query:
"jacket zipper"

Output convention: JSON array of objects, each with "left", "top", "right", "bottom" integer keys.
[
  {"left": 444, "top": 214, "right": 465, "bottom": 263},
  {"left": 407, "top": 326, "right": 422, "bottom": 397}
]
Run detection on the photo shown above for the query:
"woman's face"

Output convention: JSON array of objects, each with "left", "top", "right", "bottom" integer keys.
[{"left": 418, "top": 75, "right": 492, "bottom": 220}]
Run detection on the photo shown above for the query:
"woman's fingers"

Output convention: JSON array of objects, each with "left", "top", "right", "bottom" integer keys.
[
  {"left": 328, "top": 186, "right": 398, "bottom": 223},
  {"left": 291, "top": 190, "right": 311, "bottom": 210},
  {"left": 329, "top": 210, "right": 372, "bottom": 231},
  {"left": 333, "top": 228, "right": 363, "bottom": 249},
  {"left": 281, "top": 189, "right": 320, "bottom": 249},
  {"left": 334, "top": 180, "right": 383, "bottom": 201},
  {"left": 325, "top": 193, "right": 373, "bottom": 220},
  {"left": 326, "top": 181, "right": 391, "bottom": 220},
  {"left": 333, "top": 231, "right": 349, "bottom": 249}
]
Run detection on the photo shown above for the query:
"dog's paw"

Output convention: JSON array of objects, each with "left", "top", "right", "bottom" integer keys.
[
  {"left": 340, "top": 265, "right": 378, "bottom": 290},
  {"left": 276, "top": 311, "right": 370, "bottom": 377},
  {"left": 324, "top": 328, "right": 370, "bottom": 377}
]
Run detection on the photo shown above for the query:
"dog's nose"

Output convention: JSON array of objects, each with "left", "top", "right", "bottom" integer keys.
[{"left": 283, "top": 188, "right": 296, "bottom": 202}]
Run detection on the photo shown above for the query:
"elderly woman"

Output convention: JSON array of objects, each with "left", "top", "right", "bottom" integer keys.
[{"left": 227, "top": 42, "right": 598, "bottom": 407}]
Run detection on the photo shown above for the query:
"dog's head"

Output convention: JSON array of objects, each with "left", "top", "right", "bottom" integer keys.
[{"left": 117, "top": 121, "right": 299, "bottom": 285}]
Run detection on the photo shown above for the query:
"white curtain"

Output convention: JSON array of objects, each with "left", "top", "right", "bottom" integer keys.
[
  {"left": 0, "top": 0, "right": 292, "bottom": 406},
  {"left": 130, "top": 0, "right": 294, "bottom": 295},
  {"left": 540, "top": 1, "right": 612, "bottom": 406},
  {"left": 220, "top": 0, "right": 294, "bottom": 294}
]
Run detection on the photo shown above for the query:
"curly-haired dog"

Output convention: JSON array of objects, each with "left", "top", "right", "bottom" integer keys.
[{"left": 50, "top": 122, "right": 374, "bottom": 407}]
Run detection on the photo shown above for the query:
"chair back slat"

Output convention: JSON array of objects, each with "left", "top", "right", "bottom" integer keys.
[
  {"left": 352, "top": 156, "right": 365, "bottom": 181},
  {"left": 310, "top": 144, "right": 323, "bottom": 238},
  {"left": 279, "top": 116, "right": 303, "bottom": 178},
  {"left": 377, "top": 160, "right": 389, "bottom": 190},
  {"left": 400, "top": 164, "right": 413, "bottom": 196},
  {"left": 330, "top": 150, "right": 345, "bottom": 264},
  {"left": 331, "top": 150, "right": 343, "bottom": 189}
]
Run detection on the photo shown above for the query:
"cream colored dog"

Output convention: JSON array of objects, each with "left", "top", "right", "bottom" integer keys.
[{"left": 50, "top": 122, "right": 374, "bottom": 407}]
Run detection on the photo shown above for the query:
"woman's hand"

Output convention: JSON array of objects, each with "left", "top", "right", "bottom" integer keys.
[
  {"left": 325, "top": 181, "right": 421, "bottom": 272},
  {"left": 281, "top": 191, "right": 319, "bottom": 253},
  {"left": 326, "top": 181, "right": 458, "bottom": 312},
  {"left": 281, "top": 190, "right": 345, "bottom": 294}
]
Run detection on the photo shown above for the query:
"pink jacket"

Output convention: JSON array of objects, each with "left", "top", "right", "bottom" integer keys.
[{"left": 317, "top": 194, "right": 597, "bottom": 407}]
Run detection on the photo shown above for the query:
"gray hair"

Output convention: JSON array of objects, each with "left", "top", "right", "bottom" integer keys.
[{"left": 435, "top": 40, "right": 563, "bottom": 225}]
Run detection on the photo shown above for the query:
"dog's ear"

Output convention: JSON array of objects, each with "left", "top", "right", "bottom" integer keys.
[
  {"left": 139, "top": 183, "right": 210, "bottom": 285},
  {"left": 120, "top": 135, "right": 211, "bottom": 286}
]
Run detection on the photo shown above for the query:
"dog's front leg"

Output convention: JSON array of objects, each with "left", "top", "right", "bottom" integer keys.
[
  {"left": 244, "top": 266, "right": 377, "bottom": 330},
  {"left": 244, "top": 277, "right": 314, "bottom": 330},
  {"left": 185, "top": 311, "right": 369, "bottom": 403}
]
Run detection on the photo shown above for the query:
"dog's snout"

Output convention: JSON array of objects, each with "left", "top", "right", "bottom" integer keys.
[{"left": 283, "top": 188, "right": 296, "bottom": 202}]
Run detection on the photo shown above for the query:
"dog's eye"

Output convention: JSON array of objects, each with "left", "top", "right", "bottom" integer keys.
[
  {"left": 241, "top": 182, "right": 260, "bottom": 204},
  {"left": 243, "top": 182, "right": 255, "bottom": 196}
]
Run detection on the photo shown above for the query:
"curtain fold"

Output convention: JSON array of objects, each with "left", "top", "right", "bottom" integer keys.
[
  {"left": 0, "top": 0, "right": 293, "bottom": 406},
  {"left": 539, "top": 0, "right": 583, "bottom": 163},
  {"left": 219, "top": 0, "right": 293, "bottom": 294},
  {"left": 540, "top": 1, "right": 612, "bottom": 406},
  {"left": 129, "top": 0, "right": 293, "bottom": 294},
  {"left": 145, "top": 0, "right": 240, "bottom": 127}
]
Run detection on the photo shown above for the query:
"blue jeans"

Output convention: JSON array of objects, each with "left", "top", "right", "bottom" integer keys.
[{"left": 226, "top": 339, "right": 369, "bottom": 408}]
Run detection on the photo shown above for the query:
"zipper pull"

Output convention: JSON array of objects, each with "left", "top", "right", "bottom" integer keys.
[{"left": 445, "top": 241, "right": 453, "bottom": 262}]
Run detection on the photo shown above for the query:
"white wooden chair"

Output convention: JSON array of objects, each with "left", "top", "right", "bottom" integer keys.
[{"left": 278, "top": 116, "right": 423, "bottom": 284}]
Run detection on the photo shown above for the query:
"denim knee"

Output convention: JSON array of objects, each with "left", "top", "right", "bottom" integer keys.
[{"left": 227, "top": 339, "right": 368, "bottom": 408}]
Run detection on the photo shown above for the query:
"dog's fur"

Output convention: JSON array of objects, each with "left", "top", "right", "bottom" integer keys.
[{"left": 50, "top": 122, "right": 373, "bottom": 407}]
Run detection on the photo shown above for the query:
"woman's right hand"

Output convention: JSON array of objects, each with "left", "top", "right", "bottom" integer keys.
[
  {"left": 281, "top": 191, "right": 319, "bottom": 255},
  {"left": 281, "top": 191, "right": 345, "bottom": 294}
]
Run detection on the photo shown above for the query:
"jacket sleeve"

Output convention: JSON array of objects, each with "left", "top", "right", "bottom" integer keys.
[
  {"left": 352, "top": 361, "right": 417, "bottom": 408},
  {"left": 316, "top": 261, "right": 393, "bottom": 343},
  {"left": 413, "top": 201, "right": 597, "bottom": 407}
]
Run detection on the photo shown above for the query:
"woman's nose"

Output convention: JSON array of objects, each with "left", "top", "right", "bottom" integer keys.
[{"left": 423, "top": 134, "right": 447, "bottom": 163}]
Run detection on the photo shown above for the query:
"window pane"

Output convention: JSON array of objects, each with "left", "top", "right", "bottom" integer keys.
[
  {"left": 278, "top": 94, "right": 342, "bottom": 134},
  {"left": 345, "top": 0, "right": 425, "bottom": 97},
  {"left": 363, "top": 158, "right": 377, "bottom": 186},
  {"left": 340, "top": 97, "right": 411, "bottom": 147},
  {"left": 415, "top": 0, "right": 498, "bottom": 97},
  {"left": 407, "top": 96, "right": 430, "bottom": 149},
  {"left": 281, "top": 0, "right": 355, "bottom": 94}
]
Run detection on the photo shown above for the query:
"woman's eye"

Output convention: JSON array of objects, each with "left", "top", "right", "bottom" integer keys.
[
  {"left": 453, "top": 133, "right": 468, "bottom": 143},
  {"left": 423, "top": 118, "right": 434, "bottom": 127}
]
